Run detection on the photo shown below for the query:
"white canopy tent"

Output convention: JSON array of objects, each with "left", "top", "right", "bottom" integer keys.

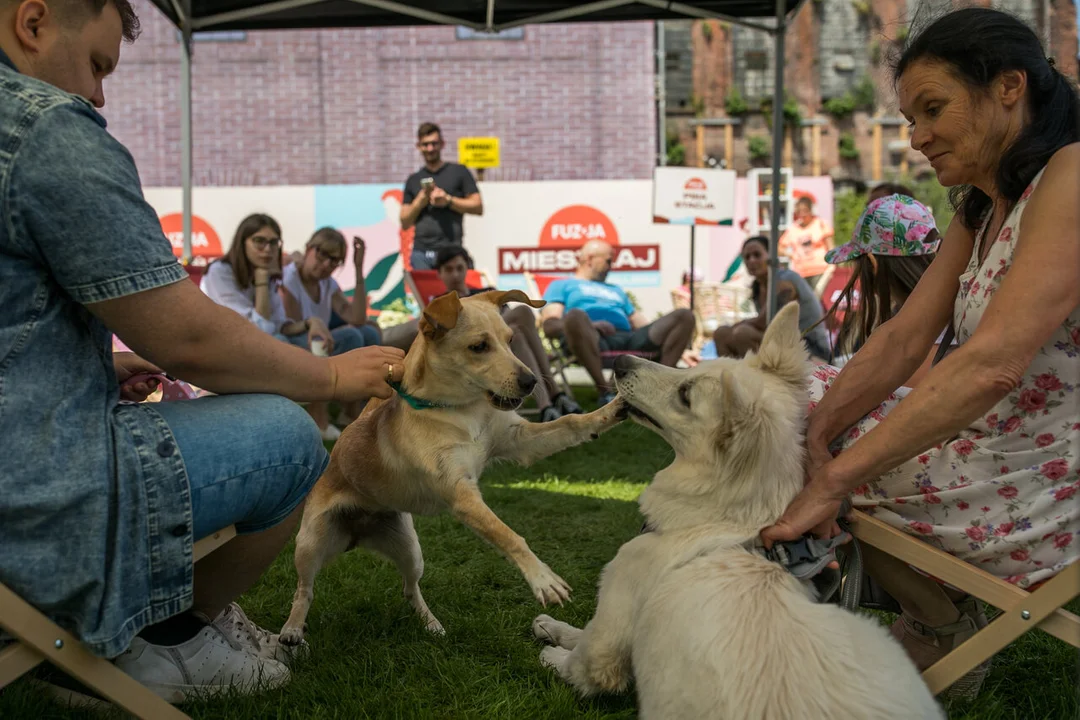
[{"left": 148, "top": 0, "right": 809, "bottom": 320}]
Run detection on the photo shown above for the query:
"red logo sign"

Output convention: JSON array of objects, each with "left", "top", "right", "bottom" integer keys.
[
  {"left": 538, "top": 205, "right": 619, "bottom": 247},
  {"left": 499, "top": 245, "right": 660, "bottom": 275},
  {"left": 159, "top": 213, "right": 223, "bottom": 258},
  {"left": 683, "top": 177, "right": 707, "bottom": 190}
]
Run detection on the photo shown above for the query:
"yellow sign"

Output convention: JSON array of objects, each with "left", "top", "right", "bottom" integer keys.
[{"left": 458, "top": 137, "right": 500, "bottom": 169}]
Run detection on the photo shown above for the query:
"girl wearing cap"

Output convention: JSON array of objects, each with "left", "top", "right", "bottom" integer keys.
[
  {"left": 818, "top": 194, "right": 948, "bottom": 386},
  {"left": 761, "top": 8, "right": 1079, "bottom": 697}
]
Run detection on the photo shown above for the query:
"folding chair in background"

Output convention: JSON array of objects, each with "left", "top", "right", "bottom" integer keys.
[{"left": 405, "top": 269, "right": 493, "bottom": 309}]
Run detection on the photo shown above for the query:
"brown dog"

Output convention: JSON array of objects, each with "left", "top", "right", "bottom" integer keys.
[{"left": 279, "top": 289, "right": 626, "bottom": 643}]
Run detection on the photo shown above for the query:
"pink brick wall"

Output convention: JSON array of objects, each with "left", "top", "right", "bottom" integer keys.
[{"left": 101, "top": 2, "right": 658, "bottom": 187}]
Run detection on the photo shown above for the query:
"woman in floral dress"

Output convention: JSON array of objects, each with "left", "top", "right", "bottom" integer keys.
[{"left": 761, "top": 8, "right": 1080, "bottom": 696}]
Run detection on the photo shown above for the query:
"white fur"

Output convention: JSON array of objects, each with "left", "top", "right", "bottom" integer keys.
[{"left": 533, "top": 303, "right": 945, "bottom": 720}]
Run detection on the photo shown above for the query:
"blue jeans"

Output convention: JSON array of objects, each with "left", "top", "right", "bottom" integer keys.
[
  {"left": 281, "top": 324, "right": 379, "bottom": 354},
  {"left": 151, "top": 394, "right": 328, "bottom": 539}
]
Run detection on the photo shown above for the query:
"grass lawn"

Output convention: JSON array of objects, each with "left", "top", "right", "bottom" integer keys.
[{"left": 2, "top": 392, "right": 1077, "bottom": 719}]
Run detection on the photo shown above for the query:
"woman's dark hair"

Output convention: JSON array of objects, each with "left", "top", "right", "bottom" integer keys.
[
  {"left": 435, "top": 246, "right": 472, "bottom": 270},
  {"left": 868, "top": 183, "right": 915, "bottom": 204},
  {"left": 222, "top": 213, "right": 282, "bottom": 289},
  {"left": 894, "top": 8, "right": 1080, "bottom": 231},
  {"left": 742, "top": 235, "right": 770, "bottom": 302},
  {"left": 816, "top": 230, "right": 939, "bottom": 359}
]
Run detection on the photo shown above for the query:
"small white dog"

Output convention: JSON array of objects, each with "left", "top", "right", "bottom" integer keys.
[{"left": 532, "top": 303, "right": 944, "bottom": 720}]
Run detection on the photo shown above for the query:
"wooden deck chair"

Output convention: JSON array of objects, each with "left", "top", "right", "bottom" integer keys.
[
  {"left": 848, "top": 510, "right": 1080, "bottom": 695},
  {"left": 404, "top": 269, "right": 493, "bottom": 310},
  {"left": 0, "top": 526, "right": 236, "bottom": 719}
]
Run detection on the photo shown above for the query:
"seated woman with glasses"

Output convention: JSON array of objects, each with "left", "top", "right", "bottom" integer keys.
[
  {"left": 202, "top": 215, "right": 337, "bottom": 438},
  {"left": 281, "top": 228, "right": 382, "bottom": 434}
]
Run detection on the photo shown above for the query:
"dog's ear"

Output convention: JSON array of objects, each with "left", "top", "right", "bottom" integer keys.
[
  {"left": 749, "top": 301, "right": 809, "bottom": 387},
  {"left": 714, "top": 369, "right": 750, "bottom": 446},
  {"left": 475, "top": 289, "right": 546, "bottom": 309},
  {"left": 420, "top": 291, "right": 463, "bottom": 341}
]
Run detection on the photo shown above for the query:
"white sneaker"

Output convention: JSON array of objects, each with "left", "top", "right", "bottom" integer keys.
[
  {"left": 112, "top": 624, "right": 290, "bottom": 703},
  {"left": 212, "top": 602, "right": 309, "bottom": 667},
  {"left": 321, "top": 423, "right": 341, "bottom": 441}
]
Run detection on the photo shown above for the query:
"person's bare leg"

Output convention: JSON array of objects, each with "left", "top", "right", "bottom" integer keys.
[
  {"left": 646, "top": 309, "right": 696, "bottom": 367},
  {"left": 507, "top": 306, "right": 562, "bottom": 400},
  {"left": 861, "top": 544, "right": 960, "bottom": 627},
  {"left": 306, "top": 401, "right": 330, "bottom": 431},
  {"left": 379, "top": 319, "right": 419, "bottom": 352},
  {"left": 510, "top": 333, "right": 553, "bottom": 409},
  {"left": 730, "top": 323, "right": 764, "bottom": 357},
  {"left": 712, "top": 326, "right": 740, "bottom": 358},
  {"left": 562, "top": 309, "right": 609, "bottom": 393},
  {"left": 192, "top": 502, "right": 306, "bottom": 620}
]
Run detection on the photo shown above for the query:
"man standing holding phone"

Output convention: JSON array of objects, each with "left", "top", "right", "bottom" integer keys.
[{"left": 400, "top": 122, "right": 483, "bottom": 270}]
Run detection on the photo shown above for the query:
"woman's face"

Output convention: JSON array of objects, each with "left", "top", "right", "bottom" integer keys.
[
  {"left": 303, "top": 244, "right": 345, "bottom": 280},
  {"left": 794, "top": 201, "right": 814, "bottom": 226},
  {"left": 742, "top": 241, "right": 769, "bottom": 280},
  {"left": 436, "top": 255, "right": 469, "bottom": 294},
  {"left": 244, "top": 225, "right": 281, "bottom": 269},
  {"left": 898, "top": 59, "right": 1019, "bottom": 189}
]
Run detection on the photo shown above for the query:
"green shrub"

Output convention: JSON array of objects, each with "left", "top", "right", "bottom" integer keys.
[
  {"left": 839, "top": 132, "right": 860, "bottom": 160},
  {"left": 748, "top": 135, "right": 770, "bottom": 161},
  {"left": 725, "top": 87, "right": 750, "bottom": 116}
]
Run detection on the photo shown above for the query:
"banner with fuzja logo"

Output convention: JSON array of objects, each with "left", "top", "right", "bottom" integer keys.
[{"left": 652, "top": 167, "right": 737, "bottom": 225}]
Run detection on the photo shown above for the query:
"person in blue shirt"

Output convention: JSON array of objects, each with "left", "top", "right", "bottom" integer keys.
[
  {"left": 0, "top": 0, "right": 403, "bottom": 704},
  {"left": 540, "top": 240, "right": 696, "bottom": 404}
]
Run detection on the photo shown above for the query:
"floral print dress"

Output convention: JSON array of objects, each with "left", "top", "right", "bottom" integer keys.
[{"left": 809, "top": 168, "right": 1079, "bottom": 588}]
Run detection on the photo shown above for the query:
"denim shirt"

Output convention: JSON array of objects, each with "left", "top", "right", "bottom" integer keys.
[{"left": 0, "top": 49, "right": 196, "bottom": 658}]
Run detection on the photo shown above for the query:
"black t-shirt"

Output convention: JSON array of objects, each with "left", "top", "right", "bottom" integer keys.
[{"left": 403, "top": 162, "right": 480, "bottom": 253}]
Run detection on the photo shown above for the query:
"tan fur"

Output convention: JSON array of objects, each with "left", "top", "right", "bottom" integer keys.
[
  {"left": 532, "top": 303, "right": 944, "bottom": 719},
  {"left": 280, "top": 293, "right": 626, "bottom": 643}
]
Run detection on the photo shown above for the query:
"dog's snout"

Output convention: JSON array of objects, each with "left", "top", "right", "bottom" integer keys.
[
  {"left": 517, "top": 370, "right": 537, "bottom": 394},
  {"left": 613, "top": 354, "right": 635, "bottom": 378}
]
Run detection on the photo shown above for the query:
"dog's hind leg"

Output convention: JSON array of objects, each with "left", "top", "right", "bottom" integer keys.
[
  {"left": 355, "top": 512, "right": 445, "bottom": 635},
  {"left": 280, "top": 500, "right": 352, "bottom": 646}
]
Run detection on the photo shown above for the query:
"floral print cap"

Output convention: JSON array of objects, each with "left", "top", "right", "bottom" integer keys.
[{"left": 825, "top": 193, "right": 940, "bottom": 265}]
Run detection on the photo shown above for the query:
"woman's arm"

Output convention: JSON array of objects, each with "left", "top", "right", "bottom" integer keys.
[
  {"left": 332, "top": 236, "right": 369, "bottom": 326},
  {"left": 805, "top": 214, "right": 974, "bottom": 449},
  {"left": 746, "top": 280, "right": 798, "bottom": 332},
  {"left": 819, "top": 145, "right": 1080, "bottom": 492}
]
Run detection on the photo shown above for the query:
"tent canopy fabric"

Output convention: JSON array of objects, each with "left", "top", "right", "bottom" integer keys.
[{"left": 147, "top": 0, "right": 798, "bottom": 33}]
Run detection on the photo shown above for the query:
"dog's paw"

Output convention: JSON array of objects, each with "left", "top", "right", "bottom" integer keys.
[
  {"left": 540, "top": 645, "right": 571, "bottom": 672},
  {"left": 532, "top": 614, "right": 559, "bottom": 644},
  {"left": 526, "top": 563, "right": 573, "bottom": 607},
  {"left": 278, "top": 623, "right": 306, "bottom": 647},
  {"left": 424, "top": 616, "right": 446, "bottom": 635}
]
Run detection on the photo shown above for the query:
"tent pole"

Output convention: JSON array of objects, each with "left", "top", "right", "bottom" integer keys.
[
  {"left": 656, "top": 20, "right": 666, "bottom": 168},
  {"left": 180, "top": 0, "right": 193, "bottom": 263},
  {"left": 766, "top": 0, "right": 785, "bottom": 324}
]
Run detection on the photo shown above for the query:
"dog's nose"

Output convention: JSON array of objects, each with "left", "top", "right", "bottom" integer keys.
[
  {"left": 517, "top": 371, "right": 537, "bottom": 394},
  {"left": 613, "top": 354, "right": 635, "bottom": 378}
]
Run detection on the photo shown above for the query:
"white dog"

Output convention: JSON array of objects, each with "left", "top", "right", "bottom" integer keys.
[{"left": 532, "top": 303, "right": 944, "bottom": 720}]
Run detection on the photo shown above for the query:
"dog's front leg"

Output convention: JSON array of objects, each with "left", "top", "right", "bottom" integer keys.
[
  {"left": 534, "top": 537, "right": 650, "bottom": 696},
  {"left": 444, "top": 481, "right": 571, "bottom": 606},
  {"left": 494, "top": 398, "right": 626, "bottom": 467}
]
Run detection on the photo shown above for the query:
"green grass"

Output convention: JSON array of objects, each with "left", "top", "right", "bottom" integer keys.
[{"left": 2, "top": 392, "right": 1077, "bottom": 719}]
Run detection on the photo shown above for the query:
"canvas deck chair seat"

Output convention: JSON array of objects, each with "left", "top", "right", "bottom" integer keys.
[
  {"left": 405, "top": 269, "right": 493, "bottom": 309},
  {"left": 848, "top": 510, "right": 1080, "bottom": 696},
  {"left": 0, "top": 526, "right": 236, "bottom": 719}
]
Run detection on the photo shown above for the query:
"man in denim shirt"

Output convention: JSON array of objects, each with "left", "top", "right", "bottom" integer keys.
[{"left": 0, "top": 0, "right": 405, "bottom": 703}]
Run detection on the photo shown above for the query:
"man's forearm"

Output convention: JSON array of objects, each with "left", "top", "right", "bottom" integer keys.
[
  {"left": 450, "top": 195, "right": 483, "bottom": 216},
  {"left": 401, "top": 199, "right": 424, "bottom": 229}
]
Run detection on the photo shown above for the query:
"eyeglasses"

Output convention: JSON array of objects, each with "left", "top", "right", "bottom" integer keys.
[
  {"left": 315, "top": 248, "right": 345, "bottom": 267},
  {"left": 248, "top": 236, "right": 281, "bottom": 250}
]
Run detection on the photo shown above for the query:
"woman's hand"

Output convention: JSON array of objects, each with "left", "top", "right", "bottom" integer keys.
[
  {"left": 760, "top": 462, "right": 849, "bottom": 548},
  {"left": 307, "top": 317, "right": 333, "bottom": 353},
  {"left": 353, "top": 236, "right": 366, "bottom": 269},
  {"left": 328, "top": 346, "right": 406, "bottom": 401},
  {"left": 114, "top": 351, "right": 167, "bottom": 402}
]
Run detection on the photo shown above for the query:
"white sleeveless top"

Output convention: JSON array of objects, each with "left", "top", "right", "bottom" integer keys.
[{"left": 282, "top": 262, "right": 341, "bottom": 325}]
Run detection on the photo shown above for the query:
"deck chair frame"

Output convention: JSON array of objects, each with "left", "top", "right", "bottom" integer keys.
[
  {"left": 0, "top": 525, "right": 236, "bottom": 719},
  {"left": 848, "top": 510, "right": 1080, "bottom": 695}
]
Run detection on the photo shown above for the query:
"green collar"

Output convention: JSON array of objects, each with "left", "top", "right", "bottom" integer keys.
[{"left": 390, "top": 381, "right": 454, "bottom": 410}]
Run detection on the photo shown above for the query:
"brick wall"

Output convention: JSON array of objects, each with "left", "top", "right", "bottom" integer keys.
[{"left": 102, "top": 1, "right": 658, "bottom": 187}]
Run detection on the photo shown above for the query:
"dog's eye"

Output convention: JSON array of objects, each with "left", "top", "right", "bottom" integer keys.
[
  {"left": 678, "top": 383, "right": 692, "bottom": 408},
  {"left": 469, "top": 341, "right": 489, "bottom": 353}
]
